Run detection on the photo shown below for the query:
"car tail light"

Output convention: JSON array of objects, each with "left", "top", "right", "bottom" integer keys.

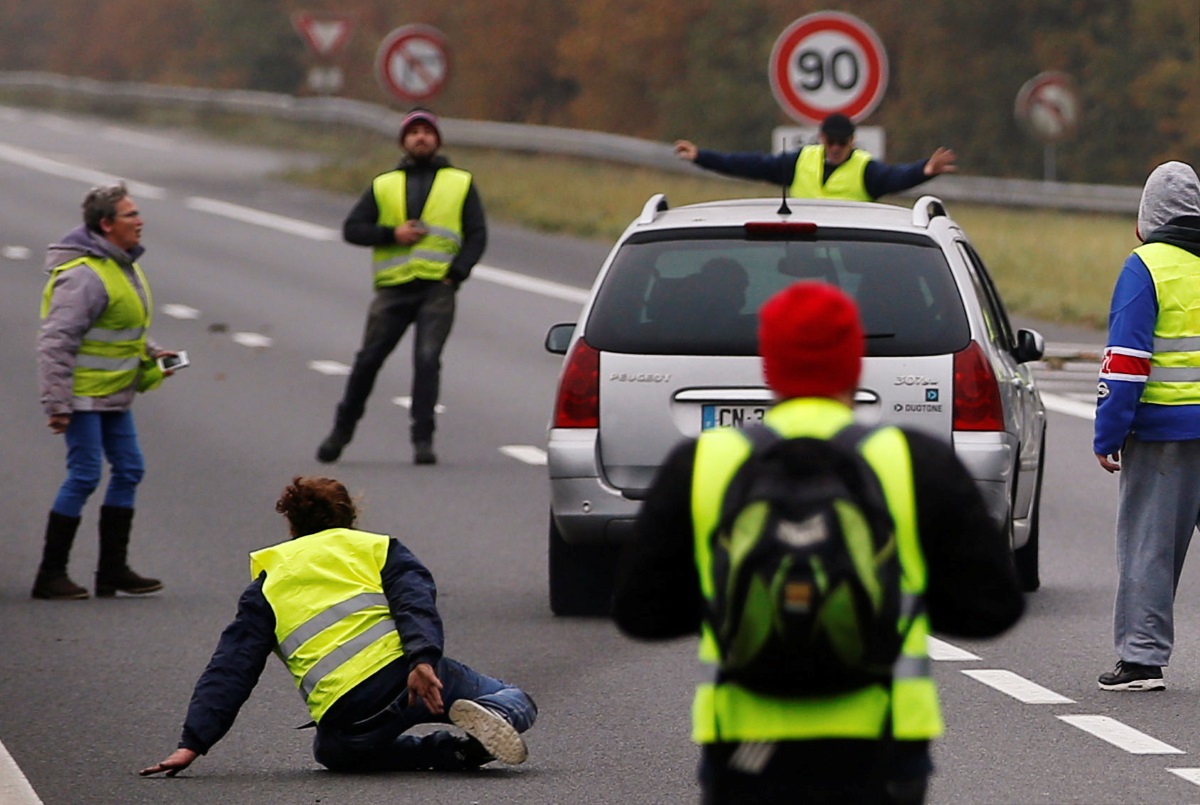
[
  {"left": 553, "top": 338, "right": 599, "bottom": 428},
  {"left": 953, "top": 341, "right": 1005, "bottom": 431}
]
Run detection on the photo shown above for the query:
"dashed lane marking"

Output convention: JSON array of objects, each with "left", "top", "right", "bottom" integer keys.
[
  {"left": 308, "top": 360, "right": 351, "bottom": 376},
  {"left": 0, "top": 141, "right": 165, "bottom": 199},
  {"left": 231, "top": 332, "right": 273, "bottom": 349},
  {"left": 161, "top": 303, "right": 201, "bottom": 320},
  {"left": 500, "top": 445, "right": 548, "bottom": 465},
  {"left": 962, "top": 669, "right": 1075, "bottom": 704},
  {"left": 1166, "top": 768, "right": 1200, "bottom": 787},
  {"left": 1041, "top": 392, "right": 1096, "bottom": 421},
  {"left": 928, "top": 636, "right": 980, "bottom": 661},
  {"left": 1059, "top": 715, "right": 1184, "bottom": 755},
  {"left": 391, "top": 396, "right": 445, "bottom": 414}
]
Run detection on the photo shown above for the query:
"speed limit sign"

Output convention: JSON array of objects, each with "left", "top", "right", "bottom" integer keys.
[{"left": 769, "top": 12, "right": 889, "bottom": 125}]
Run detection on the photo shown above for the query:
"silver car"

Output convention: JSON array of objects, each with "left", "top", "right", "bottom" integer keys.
[{"left": 545, "top": 194, "right": 1046, "bottom": 615}]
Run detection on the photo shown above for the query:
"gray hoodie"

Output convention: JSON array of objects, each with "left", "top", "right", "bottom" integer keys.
[
  {"left": 37, "top": 225, "right": 157, "bottom": 416},
  {"left": 1137, "top": 161, "right": 1200, "bottom": 239}
]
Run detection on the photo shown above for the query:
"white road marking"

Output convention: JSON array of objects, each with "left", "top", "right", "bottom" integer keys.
[
  {"left": 161, "top": 303, "right": 200, "bottom": 320},
  {"left": 1041, "top": 392, "right": 1095, "bottom": 421},
  {"left": 962, "top": 669, "right": 1074, "bottom": 704},
  {"left": 1167, "top": 768, "right": 1200, "bottom": 787},
  {"left": 1059, "top": 715, "right": 1184, "bottom": 755},
  {"left": 0, "top": 737, "right": 43, "bottom": 804},
  {"left": 2, "top": 245, "right": 31, "bottom": 259},
  {"left": 0, "top": 141, "right": 166, "bottom": 198},
  {"left": 391, "top": 396, "right": 445, "bottom": 414},
  {"left": 231, "top": 332, "right": 273, "bottom": 348},
  {"left": 472, "top": 264, "right": 589, "bottom": 304},
  {"left": 100, "top": 125, "right": 174, "bottom": 150},
  {"left": 927, "top": 636, "right": 981, "bottom": 661},
  {"left": 308, "top": 360, "right": 351, "bottom": 376},
  {"left": 500, "top": 445, "right": 548, "bottom": 465},
  {"left": 184, "top": 197, "right": 340, "bottom": 241}
]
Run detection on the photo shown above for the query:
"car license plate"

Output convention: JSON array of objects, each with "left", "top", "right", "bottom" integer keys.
[{"left": 701, "top": 404, "right": 768, "bottom": 430}]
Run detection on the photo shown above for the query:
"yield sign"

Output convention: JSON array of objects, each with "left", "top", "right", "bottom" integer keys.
[{"left": 292, "top": 12, "right": 354, "bottom": 59}]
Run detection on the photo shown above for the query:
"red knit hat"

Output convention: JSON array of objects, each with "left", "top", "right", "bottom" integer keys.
[
  {"left": 758, "top": 282, "right": 864, "bottom": 399},
  {"left": 398, "top": 108, "right": 441, "bottom": 144}
]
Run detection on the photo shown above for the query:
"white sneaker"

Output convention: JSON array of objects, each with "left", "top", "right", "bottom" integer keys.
[{"left": 449, "top": 699, "right": 528, "bottom": 765}]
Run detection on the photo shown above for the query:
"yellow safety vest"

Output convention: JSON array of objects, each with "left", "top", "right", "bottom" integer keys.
[
  {"left": 790, "top": 146, "right": 873, "bottom": 201},
  {"left": 250, "top": 528, "right": 405, "bottom": 722},
  {"left": 40, "top": 255, "right": 158, "bottom": 396},
  {"left": 371, "top": 168, "right": 471, "bottom": 288},
  {"left": 1139, "top": 242, "right": 1200, "bottom": 406},
  {"left": 690, "top": 397, "right": 942, "bottom": 743}
]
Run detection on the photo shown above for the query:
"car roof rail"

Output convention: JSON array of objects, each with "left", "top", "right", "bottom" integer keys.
[
  {"left": 637, "top": 193, "right": 669, "bottom": 224},
  {"left": 911, "top": 195, "right": 948, "bottom": 228}
]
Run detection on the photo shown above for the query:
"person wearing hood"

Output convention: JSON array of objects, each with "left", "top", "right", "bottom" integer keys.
[
  {"left": 1094, "top": 161, "right": 1200, "bottom": 691},
  {"left": 34, "top": 182, "right": 178, "bottom": 600},
  {"left": 316, "top": 108, "right": 487, "bottom": 467}
]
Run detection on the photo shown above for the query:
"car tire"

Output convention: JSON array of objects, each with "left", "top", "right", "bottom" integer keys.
[
  {"left": 1013, "top": 434, "right": 1044, "bottom": 593},
  {"left": 548, "top": 514, "right": 620, "bottom": 617}
]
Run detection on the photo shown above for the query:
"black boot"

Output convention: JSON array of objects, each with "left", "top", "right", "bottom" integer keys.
[
  {"left": 31, "top": 511, "right": 89, "bottom": 600},
  {"left": 95, "top": 505, "right": 163, "bottom": 597}
]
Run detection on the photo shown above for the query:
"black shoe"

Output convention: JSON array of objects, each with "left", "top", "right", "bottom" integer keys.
[
  {"left": 31, "top": 573, "right": 89, "bottom": 600},
  {"left": 317, "top": 429, "right": 352, "bottom": 463},
  {"left": 414, "top": 441, "right": 437, "bottom": 465},
  {"left": 95, "top": 567, "right": 163, "bottom": 597},
  {"left": 1098, "top": 661, "right": 1165, "bottom": 691}
]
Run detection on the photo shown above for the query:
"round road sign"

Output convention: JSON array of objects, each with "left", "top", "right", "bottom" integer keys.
[
  {"left": 769, "top": 12, "right": 888, "bottom": 125},
  {"left": 1015, "top": 71, "right": 1079, "bottom": 144},
  {"left": 376, "top": 24, "right": 450, "bottom": 104}
]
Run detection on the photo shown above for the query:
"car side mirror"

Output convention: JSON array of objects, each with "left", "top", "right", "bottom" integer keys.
[
  {"left": 545, "top": 323, "right": 576, "bottom": 355},
  {"left": 1013, "top": 328, "right": 1045, "bottom": 364}
]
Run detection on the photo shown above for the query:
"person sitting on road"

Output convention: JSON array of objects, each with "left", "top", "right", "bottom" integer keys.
[
  {"left": 674, "top": 114, "right": 957, "bottom": 201},
  {"left": 141, "top": 475, "right": 537, "bottom": 777}
]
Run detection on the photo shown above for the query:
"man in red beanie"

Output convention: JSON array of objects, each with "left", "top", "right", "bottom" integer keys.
[
  {"left": 317, "top": 107, "right": 487, "bottom": 466},
  {"left": 614, "top": 281, "right": 1023, "bottom": 804}
]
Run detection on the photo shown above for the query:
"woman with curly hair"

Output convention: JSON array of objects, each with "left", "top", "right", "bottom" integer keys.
[{"left": 142, "top": 476, "right": 537, "bottom": 776}]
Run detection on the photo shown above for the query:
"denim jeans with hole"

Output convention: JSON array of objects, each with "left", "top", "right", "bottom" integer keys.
[
  {"left": 312, "top": 656, "right": 537, "bottom": 772},
  {"left": 52, "top": 410, "right": 145, "bottom": 517}
]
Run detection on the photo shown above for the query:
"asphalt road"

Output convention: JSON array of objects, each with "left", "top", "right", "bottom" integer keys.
[{"left": 2, "top": 105, "right": 1200, "bottom": 805}]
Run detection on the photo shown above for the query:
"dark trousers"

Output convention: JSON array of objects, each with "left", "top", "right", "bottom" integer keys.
[
  {"left": 335, "top": 281, "right": 456, "bottom": 444},
  {"left": 699, "top": 740, "right": 930, "bottom": 805}
]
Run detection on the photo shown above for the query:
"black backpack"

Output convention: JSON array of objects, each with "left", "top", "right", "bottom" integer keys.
[{"left": 705, "top": 422, "right": 903, "bottom": 696}]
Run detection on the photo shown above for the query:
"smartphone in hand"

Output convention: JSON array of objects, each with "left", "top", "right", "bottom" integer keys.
[{"left": 157, "top": 351, "right": 190, "bottom": 372}]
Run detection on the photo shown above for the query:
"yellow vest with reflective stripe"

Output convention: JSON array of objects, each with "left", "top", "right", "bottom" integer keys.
[
  {"left": 40, "top": 255, "right": 153, "bottom": 397},
  {"left": 1139, "top": 242, "right": 1200, "bottom": 406},
  {"left": 790, "top": 146, "right": 873, "bottom": 201},
  {"left": 371, "top": 168, "right": 470, "bottom": 288},
  {"left": 250, "top": 528, "right": 405, "bottom": 722},
  {"left": 690, "top": 397, "right": 942, "bottom": 743}
]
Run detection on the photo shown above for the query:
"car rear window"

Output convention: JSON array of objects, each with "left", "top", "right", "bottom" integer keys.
[{"left": 584, "top": 228, "right": 970, "bottom": 357}]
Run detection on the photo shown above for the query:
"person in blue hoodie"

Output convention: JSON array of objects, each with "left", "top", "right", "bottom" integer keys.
[{"left": 1094, "top": 161, "right": 1200, "bottom": 692}]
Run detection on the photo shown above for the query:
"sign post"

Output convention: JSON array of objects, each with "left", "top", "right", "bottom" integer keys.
[
  {"left": 1015, "top": 71, "right": 1080, "bottom": 182},
  {"left": 375, "top": 24, "right": 451, "bottom": 105}
]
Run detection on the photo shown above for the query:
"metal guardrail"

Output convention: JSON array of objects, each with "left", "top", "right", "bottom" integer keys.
[{"left": 0, "top": 71, "right": 1142, "bottom": 214}]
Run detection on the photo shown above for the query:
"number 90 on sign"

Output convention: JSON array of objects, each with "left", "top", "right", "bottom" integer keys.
[{"left": 770, "top": 12, "right": 889, "bottom": 124}]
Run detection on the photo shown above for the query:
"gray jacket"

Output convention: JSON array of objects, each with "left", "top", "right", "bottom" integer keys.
[{"left": 38, "top": 225, "right": 158, "bottom": 416}]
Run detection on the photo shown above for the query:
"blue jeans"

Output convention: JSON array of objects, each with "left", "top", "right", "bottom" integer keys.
[
  {"left": 334, "top": 282, "right": 456, "bottom": 444},
  {"left": 52, "top": 411, "right": 145, "bottom": 517},
  {"left": 312, "top": 656, "right": 537, "bottom": 772}
]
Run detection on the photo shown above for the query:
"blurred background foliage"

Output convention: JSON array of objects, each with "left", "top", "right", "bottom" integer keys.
[{"left": 0, "top": 0, "right": 1195, "bottom": 184}]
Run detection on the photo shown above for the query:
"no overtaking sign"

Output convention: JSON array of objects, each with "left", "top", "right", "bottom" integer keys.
[{"left": 376, "top": 24, "right": 451, "bottom": 104}]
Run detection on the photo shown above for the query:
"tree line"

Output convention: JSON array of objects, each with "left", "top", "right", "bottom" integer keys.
[{"left": 0, "top": 0, "right": 1195, "bottom": 185}]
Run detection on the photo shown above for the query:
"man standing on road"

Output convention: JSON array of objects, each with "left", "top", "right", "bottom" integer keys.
[
  {"left": 140, "top": 475, "right": 536, "bottom": 777},
  {"left": 613, "top": 282, "right": 1023, "bottom": 803},
  {"left": 674, "top": 113, "right": 957, "bottom": 201},
  {"left": 1094, "top": 161, "right": 1200, "bottom": 692},
  {"left": 317, "top": 108, "right": 487, "bottom": 466},
  {"left": 33, "top": 182, "right": 176, "bottom": 600}
]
